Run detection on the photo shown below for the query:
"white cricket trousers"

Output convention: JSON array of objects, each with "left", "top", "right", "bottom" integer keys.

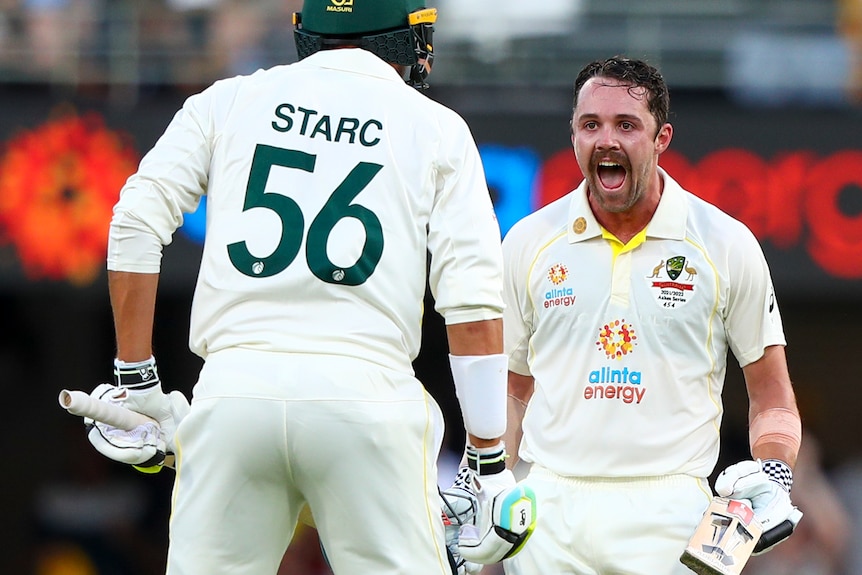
[
  {"left": 505, "top": 465, "right": 713, "bottom": 575},
  {"left": 166, "top": 348, "right": 452, "bottom": 575}
]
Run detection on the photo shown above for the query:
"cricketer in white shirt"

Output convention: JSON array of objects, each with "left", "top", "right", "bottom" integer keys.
[
  {"left": 503, "top": 168, "right": 785, "bottom": 479},
  {"left": 106, "top": 47, "right": 505, "bottom": 575},
  {"left": 501, "top": 168, "right": 787, "bottom": 575}
]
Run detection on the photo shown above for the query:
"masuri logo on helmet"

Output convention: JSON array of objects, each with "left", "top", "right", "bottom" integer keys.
[{"left": 293, "top": 0, "right": 437, "bottom": 89}]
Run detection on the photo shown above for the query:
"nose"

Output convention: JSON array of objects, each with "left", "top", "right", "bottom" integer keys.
[{"left": 595, "top": 125, "right": 620, "bottom": 151}]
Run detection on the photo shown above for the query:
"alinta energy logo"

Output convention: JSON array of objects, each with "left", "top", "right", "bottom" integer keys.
[
  {"left": 587, "top": 318, "right": 645, "bottom": 404},
  {"left": 595, "top": 319, "right": 637, "bottom": 359},
  {"left": 327, "top": 0, "right": 353, "bottom": 12},
  {"left": 544, "top": 263, "right": 575, "bottom": 309}
]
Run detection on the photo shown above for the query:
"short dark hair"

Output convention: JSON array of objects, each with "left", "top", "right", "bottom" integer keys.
[{"left": 572, "top": 56, "right": 670, "bottom": 131}]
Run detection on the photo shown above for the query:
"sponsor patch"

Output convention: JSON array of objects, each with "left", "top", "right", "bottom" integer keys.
[
  {"left": 544, "top": 263, "right": 576, "bottom": 308},
  {"left": 587, "top": 319, "right": 645, "bottom": 404},
  {"left": 595, "top": 319, "right": 637, "bottom": 359}
]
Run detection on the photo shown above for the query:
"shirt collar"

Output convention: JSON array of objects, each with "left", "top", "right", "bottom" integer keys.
[
  {"left": 297, "top": 49, "right": 404, "bottom": 84},
  {"left": 566, "top": 166, "right": 688, "bottom": 244}
]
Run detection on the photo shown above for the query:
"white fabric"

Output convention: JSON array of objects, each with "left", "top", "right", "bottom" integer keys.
[
  {"left": 169, "top": 349, "right": 452, "bottom": 575},
  {"left": 449, "top": 354, "right": 508, "bottom": 439},
  {"left": 502, "top": 169, "right": 786, "bottom": 478},
  {"left": 504, "top": 466, "right": 711, "bottom": 575},
  {"left": 107, "top": 48, "right": 504, "bottom": 373}
]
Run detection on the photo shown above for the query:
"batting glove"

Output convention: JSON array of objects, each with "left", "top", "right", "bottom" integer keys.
[
  {"left": 86, "top": 357, "right": 190, "bottom": 472},
  {"left": 715, "top": 459, "right": 803, "bottom": 554},
  {"left": 441, "top": 467, "right": 482, "bottom": 574},
  {"left": 449, "top": 443, "right": 537, "bottom": 566}
]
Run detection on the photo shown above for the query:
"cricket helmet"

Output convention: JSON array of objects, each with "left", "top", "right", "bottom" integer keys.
[{"left": 294, "top": 0, "right": 437, "bottom": 89}]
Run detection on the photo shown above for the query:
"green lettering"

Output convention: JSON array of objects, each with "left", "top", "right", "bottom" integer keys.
[
  {"left": 272, "top": 103, "right": 294, "bottom": 133},
  {"left": 297, "top": 107, "right": 318, "bottom": 135},
  {"left": 335, "top": 118, "right": 360, "bottom": 143},
  {"left": 310, "top": 115, "right": 333, "bottom": 141},
  {"left": 359, "top": 119, "right": 383, "bottom": 147}
]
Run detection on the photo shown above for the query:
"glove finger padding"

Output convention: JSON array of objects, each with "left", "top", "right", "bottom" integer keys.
[
  {"left": 441, "top": 469, "right": 482, "bottom": 574},
  {"left": 715, "top": 459, "right": 803, "bottom": 555},
  {"left": 457, "top": 470, "right": 537, "bottom": 564},
  {"left": 87, "top": 420, "right": 165, "bottom": 466}
]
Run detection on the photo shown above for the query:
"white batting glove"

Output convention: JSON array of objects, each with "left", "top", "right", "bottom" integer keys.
[
  {"left": 450, "top": 443, "right": 537, "bottom": 566},
  {"left": 715, "top": 459, "right": 803, "bottom": 554},
  {"left": 86, "top": 357, "right": 190, "bottom": 472},
  {"left": 441, "top": 468, "right": 482, "bottom": 574},
  {"left": 86, "top": 408, "right": 164, "bottom": 466}
]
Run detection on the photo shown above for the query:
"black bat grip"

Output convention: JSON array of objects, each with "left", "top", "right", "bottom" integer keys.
[{"left": 754, "top": 519, "right": 794, "bottom": 553}]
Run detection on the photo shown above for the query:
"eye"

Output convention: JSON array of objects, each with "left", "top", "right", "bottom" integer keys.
[
  {"left": 583, "top": 121, "right": 598, "bottom": 130},
  {"left": 620, "top": 121, "right": 634, "bottom": 131}
]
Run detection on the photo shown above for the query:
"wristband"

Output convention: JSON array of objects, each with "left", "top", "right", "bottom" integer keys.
[
  {"left": 114, "top": 356, "right": 160, "bottom": 390},
  {"left": 466, "top": 442, "right": 507, "bottom": 476},
  {"left": 762, "top": 459, "right": 793, "bottom": 492}
]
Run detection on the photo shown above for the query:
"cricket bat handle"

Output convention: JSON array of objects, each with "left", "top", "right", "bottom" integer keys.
[
  {"left": 753, "top": 516, "right": 797, "bottom": 554},
  {"left": 59, "top": 389, "right": 156, "bottom": 430}
]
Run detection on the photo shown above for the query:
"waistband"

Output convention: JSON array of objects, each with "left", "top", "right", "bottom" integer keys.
[{"left": 529, "top": 464, "right": 709, "bottom": 490}]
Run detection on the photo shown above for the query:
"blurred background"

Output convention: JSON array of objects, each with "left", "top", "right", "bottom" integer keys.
[{"left": 1, "top": 0, "right": 861, "bottom": 573}]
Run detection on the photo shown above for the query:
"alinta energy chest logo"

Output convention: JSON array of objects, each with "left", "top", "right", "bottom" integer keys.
[
  {"left": 587, "top": 319, "right": 645, "bottom": 405},
  {"left": 543, "top": 263, "right": 575, "bottom": 309}
]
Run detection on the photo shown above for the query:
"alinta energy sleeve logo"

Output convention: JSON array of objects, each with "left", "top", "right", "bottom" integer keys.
[
  {"left": 587, "top": 319, "right": 644, "bottom": 404},
  {"left": 544, "top": 263, "right": 575, "bottom": 308}
]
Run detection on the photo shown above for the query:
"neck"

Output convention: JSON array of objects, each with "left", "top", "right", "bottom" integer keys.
[{"left": 591, "top": 171, "right": 664, "bottom": 245}]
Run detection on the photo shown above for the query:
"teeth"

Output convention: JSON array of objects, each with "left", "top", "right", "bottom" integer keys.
[{"left": 598, "top": 161, "right": 620, "bottom": 167}]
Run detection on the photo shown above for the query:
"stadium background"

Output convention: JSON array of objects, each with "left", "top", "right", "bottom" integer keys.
[{"left": 1, "top": 1, "right": 861, "bottom": 573}]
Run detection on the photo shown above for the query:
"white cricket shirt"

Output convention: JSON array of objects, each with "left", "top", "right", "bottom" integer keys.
[
  {"left": 108, "top": 49, "right": 504, "bottom": 373},
  {"left": 503, "top": 169, "right": 785, "bottom": 478}
]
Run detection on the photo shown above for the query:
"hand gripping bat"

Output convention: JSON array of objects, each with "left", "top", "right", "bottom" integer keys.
[{"left": 58, "top": 389, "right": 157, "bottom": 430}]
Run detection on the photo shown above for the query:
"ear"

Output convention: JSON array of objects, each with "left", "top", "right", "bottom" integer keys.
[{"left": 655, "top": 122, "right": 673, "bottom": 154}]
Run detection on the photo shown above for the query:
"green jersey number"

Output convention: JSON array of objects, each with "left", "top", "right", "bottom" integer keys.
[{"left": 228, "top": 144, "right": 384, "bottom": 286}]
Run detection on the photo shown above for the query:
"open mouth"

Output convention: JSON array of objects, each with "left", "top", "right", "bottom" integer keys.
[{"left": 597, "top": 161, "right": 626, "bottom": 191}]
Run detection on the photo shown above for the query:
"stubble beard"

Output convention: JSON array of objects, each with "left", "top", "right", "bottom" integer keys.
[{"left": 586, "top": 156, "right": 646, "bottom": 214}]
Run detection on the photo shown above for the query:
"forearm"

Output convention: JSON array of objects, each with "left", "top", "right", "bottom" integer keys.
[
  {"left": 503, "top": 394, "right": 526, "bottom": 469},
  {"left": 743, "top": 345, "right": 801, "bottom": 467},
  {"left": 749, "top": 405, "right": 801, "bottom": 467},
  {"left": 447, "top": 319, "right": 504, "bottom": 449},
  {"left": 505, "top": 372, "right": 533, "bottom": 469},
  {"left": 109, "top": 270, "right": 160, "bottom": 362},
  {"left": 446, "top": 318, "right": 502, "bottom": 356}
]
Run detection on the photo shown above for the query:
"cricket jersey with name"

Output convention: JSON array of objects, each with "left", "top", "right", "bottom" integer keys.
[{"left": 108, "top": 49, "right": 504, "bottom": 374}]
